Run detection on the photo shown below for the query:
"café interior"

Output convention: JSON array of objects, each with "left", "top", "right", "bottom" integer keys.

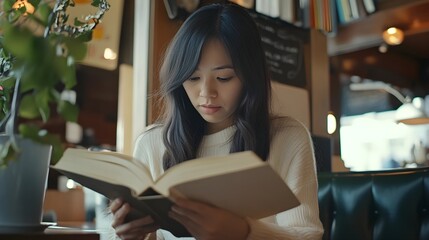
[{"left": 1, "top": 0, "right": 429, "bottom": 239}]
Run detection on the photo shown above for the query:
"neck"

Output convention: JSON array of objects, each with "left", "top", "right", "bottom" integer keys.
[{"left": 206, "top": 122, "right": 235, "bottom": 135}]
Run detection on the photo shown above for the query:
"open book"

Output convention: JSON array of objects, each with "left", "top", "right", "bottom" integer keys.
[{"left": 53, "top": 148, "right": 300, "bottom": 237}]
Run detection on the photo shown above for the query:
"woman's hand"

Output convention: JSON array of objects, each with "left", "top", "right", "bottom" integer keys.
[
  {"left": 110, "top": 198, "right": 159, "bottom": 240},
  {"left": 168, "top": 197, "right": 250, "bottom": 240}
]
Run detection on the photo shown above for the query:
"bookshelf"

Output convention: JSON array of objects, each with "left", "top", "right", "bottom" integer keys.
[
  {"left": 329, "top": 0, "right": 429, "bottom": 55},
  {"left": 228, "top": 1, "right": 429, "bottom": 56}
]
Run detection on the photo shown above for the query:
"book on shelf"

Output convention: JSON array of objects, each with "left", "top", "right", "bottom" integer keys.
[
  {"left": 363, "top": 0, "right": 376, "bottom": 14},
  {"left": 349, "top": 0, "right": 360, "bottom": 20},
  {"left": 53, "top": 148, "right": 300, "bottom": 237}
]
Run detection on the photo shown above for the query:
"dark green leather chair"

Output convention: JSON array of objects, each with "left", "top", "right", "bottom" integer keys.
[{"left": 318, "top": 167, "right": 429, "bottom": 240}]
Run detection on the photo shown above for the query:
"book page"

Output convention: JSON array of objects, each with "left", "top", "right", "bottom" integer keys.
[
  {"left": 54, "top": 148, "right": 154, "bottom": 195},
  {"left": 153, "top": 151, "right": 264, "bottom": 196},
  {"left": 171, "top": 165, "right": 299, "bottom": 219},
  {"left": 149, "top": 151, "right": 299, "bottom": 219}
]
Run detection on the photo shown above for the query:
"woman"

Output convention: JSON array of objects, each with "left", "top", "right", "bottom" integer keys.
[{"left": 110, "top": 3, "right": 323, "bottom": 240}]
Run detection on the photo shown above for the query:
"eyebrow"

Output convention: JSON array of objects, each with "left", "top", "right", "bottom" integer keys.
[
  {"left": 212, "top": 65, "right": 234, "bottom": 70},
  {"left": 194, "top": 65, "right": 234, "bottom": 71}
]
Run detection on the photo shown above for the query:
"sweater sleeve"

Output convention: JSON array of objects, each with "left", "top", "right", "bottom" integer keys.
[{"left": 246, "top": 117, "right": 324, "bottom": 240}]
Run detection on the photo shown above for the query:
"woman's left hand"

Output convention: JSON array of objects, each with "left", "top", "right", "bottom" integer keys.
[{"left": 168, "top": 196, "right": 249, "bottom": 240}]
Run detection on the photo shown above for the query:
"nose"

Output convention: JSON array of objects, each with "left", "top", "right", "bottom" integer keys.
[{"left": 199, "top": 78, "right": 217, "bottom": 98}]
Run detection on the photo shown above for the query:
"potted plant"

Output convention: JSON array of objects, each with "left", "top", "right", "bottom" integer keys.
[{"left": 0, "top": 0, "right": 109, "bottom": 232}]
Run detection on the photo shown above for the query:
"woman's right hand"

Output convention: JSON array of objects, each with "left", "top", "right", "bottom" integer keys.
[{"left": 110, "top": 198, "right": 159, "bottom": 240}]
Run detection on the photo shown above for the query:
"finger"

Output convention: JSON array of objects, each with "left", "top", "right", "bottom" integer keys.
[
  {"left": 172, "top": 199, "right": 215, "bottom": 223},
  {"left": 168, "top": 210, "right": 200, "bottom": 236},
  {"left": 171, "top": 205, "right": 201, "bottom": 222},
  {"left": 173, "top": 197, "right": 213, "bottom": 213},
  {"left": 117, "top": 229, "right": 147, "bottom": 240},
  {"left": 117, "top": 224, "right": 159, "bottom": 240},
  {"left": 109, "top": 198, "right": 123, "bottom": 213},
  {"left": 111, "top": 203, "right": 131, "bottom": 228},
  {"left": 117, "top": 231, "right": 144, "bottom": 240},
  {"left": 115, "top": 215, "right": 156, "bottom": 235},
  {"left": 116, "top": 217, "right": 159, "bottom": 240}
]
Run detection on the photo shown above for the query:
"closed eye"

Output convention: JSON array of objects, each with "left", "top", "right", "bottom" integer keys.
[
  {"left": 188, "top": 76, "right": 200, "bottom": 81},
  {"left": 217, "top": 76, "right": 233, "bottom": 82}
]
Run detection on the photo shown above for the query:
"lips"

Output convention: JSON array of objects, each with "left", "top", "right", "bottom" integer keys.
[{"left": 199, "top": 104, "right": 221, "bottom": 114}]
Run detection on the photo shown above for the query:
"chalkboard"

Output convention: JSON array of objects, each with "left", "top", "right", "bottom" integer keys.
[{"left": 249, "top": 11, "right": 309, "bottom": 88}]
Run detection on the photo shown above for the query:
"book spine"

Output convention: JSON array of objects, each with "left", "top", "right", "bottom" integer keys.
[
  {"left": 335, "top": 0, "right": 346, "bottom": 24},
  {"left": 362, "top": 0, "right": 376, "bottom": 14},
  {"left": 269, "top": 0, "right": 280, "bottom": 18},
  {"left": 279, "top": 0, "right": 295, "bottom": 23},
  {"left": 341, "top": 0, "right": 352, "bottom": 23},
  {"left": 329, "top": 0, "right": 338, "bottom": 35},
  {"left": 256, "top": 0, "right": 269, "bottom": 16},
  {"left": 349, "top": 0, "right": 360, "bottom": 20},
  {"left": 295, "top": 0, "right": 310, "bottom": 28}
]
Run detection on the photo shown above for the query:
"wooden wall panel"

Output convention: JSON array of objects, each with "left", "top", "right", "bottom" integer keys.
[{"left": 147, "top": 1, "right": 182, "bottom": 124}]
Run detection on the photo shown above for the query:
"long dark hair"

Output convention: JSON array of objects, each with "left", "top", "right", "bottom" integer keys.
[{"left": 159, "top": 3, "right": 271, "bottom": 169}]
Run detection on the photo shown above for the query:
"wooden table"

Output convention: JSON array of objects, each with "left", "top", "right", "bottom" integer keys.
[{"left": 0, "top": 223, "right": 100, "bottom": 240}]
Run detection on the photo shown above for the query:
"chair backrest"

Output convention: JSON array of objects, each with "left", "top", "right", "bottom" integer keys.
[{"left": 318, "top": 167, "right": 429, "bottom": 240}]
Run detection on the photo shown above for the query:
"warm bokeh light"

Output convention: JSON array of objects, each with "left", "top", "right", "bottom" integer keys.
[
  {"left": 104, "top": 48, "right": 117, "bottom": 60},
  {"left": 382, "top": 27, "right": 404, "bottom": 45},
  {"left": 327, "top": 112, "right": 337, "bottom": 134},
  {"left": 66, "top": 179, "right": 76, "bottom": 189},
  {"left": 12, "top": 0, "right": 35, "bottom": 15},
  {"left": 229, "top": 0, "right": 255, "bottom": 9}
]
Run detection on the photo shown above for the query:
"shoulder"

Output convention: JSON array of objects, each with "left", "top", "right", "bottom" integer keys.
[
  {"left": 134, "top": 124, "right": 165, "bottom": 155},
  {"left": 270, "top": 116, "right": 310, "bottom": 137},
  {"left": 267, "top": 116, "right": 316, "bottom": 177},
  {"left": 269, "top": 116, "right": 313, "bottom": 151},
  {"left": 135, "top": 124, "right": 164, "bottom": 144}
]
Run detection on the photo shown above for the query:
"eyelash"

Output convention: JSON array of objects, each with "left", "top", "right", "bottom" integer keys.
[
  {"left": 217, "top": 77, "right": 233, "bottom": 82},
  {"left": 188, "top": 76, "right": 233, "bottom": 82},
  {"left": 188, "top": 77, "right": 199, "bottom": 81}
]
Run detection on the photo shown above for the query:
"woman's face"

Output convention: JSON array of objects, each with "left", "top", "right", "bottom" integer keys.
[{"left": 183, "top": 39, "right": 243, "bottom": 134}]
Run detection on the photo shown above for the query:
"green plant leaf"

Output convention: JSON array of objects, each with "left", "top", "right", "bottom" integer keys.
[
  {"left": 58, "top": 100, "right": 79, "bottom": 122},
  {"left": 33, "top": 2, "right": 51, "bottom": 26},
  {"left": 92, "top": 0, "right": 101, "bottom": 7},
  {"left": 0, "top": 140, "right": 19, "bottom": 167},
  {"left": 19, "top": 94, "right": 40, "bottom": 119},
  {"left": 0, "top": 76, "right": 16, "bottom": 88},
  {"left": 76, "top": 31, "right": 93, "bottom": 42},
  {"left": 74, "top": 18, "right": 85, "bottom": 26},
  {"left": 64, "top": 38, "right": 87, "bottom": 61},
  {"left": 54, "top": 56, "right": 76, "bottom": 89},
  {"left": 35, "top": 88, "right": 51, "bottom": 122},
  {"left": 2, "top": 0, "right": 15, "bottom": 12},
  {"left": 18, "top": 123, "right": 64, "bottom": 164},
  {"left": 0, "top": 0, "right": 110, "bottom": 166},
  {"left": 28, "top": 0, "right": 42, "bottom": 9},
  {"left": 50, "top": 88, "right": 61, "bottom": 102},
  {"left": 2, "top": 25, "right": 35, "bottom": 60}
]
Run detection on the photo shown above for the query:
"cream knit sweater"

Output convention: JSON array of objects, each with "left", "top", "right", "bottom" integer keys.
[{"left": 133, "top": 116, "right": 323, "bottom": 240}]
